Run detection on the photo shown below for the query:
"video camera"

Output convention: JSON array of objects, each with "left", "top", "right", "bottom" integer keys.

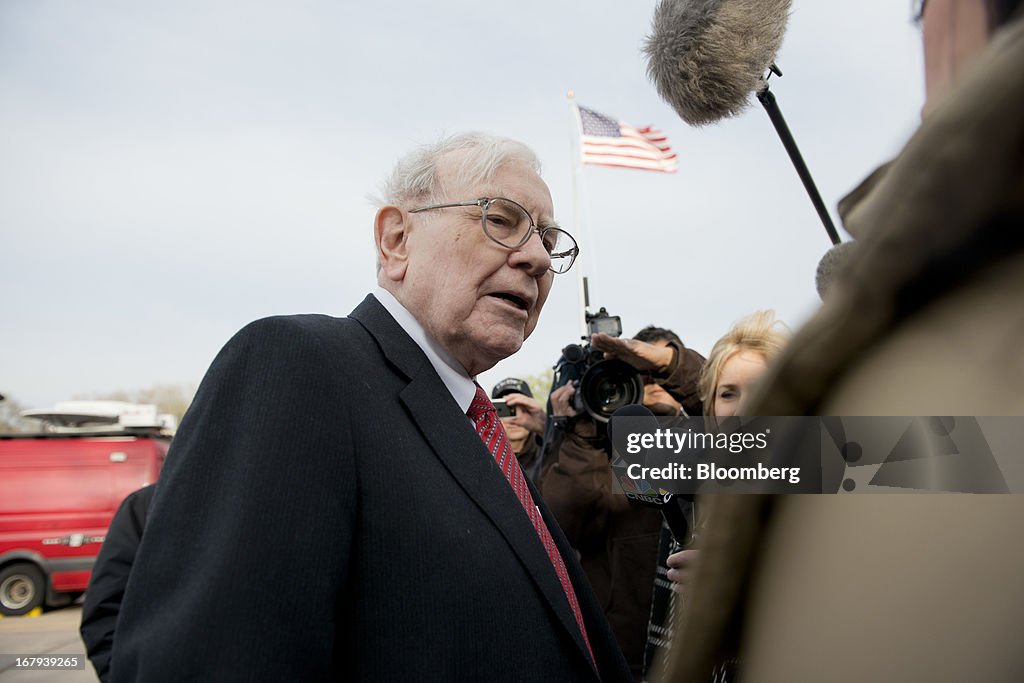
[{"left": 551, "top": 307, "right": 644, "bottom": 423}]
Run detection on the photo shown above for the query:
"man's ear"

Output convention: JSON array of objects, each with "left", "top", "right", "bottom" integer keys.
[{"left": 375, "top": 206, "right": 411, "bottom": 282}]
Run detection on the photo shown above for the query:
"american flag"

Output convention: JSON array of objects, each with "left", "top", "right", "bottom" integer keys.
[{"left": 577, "top": 104, "right": 677, "bottom": 173}]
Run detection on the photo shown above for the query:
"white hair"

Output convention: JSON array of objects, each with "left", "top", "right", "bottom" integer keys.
[{"left": 372, "top": 132, "right": 542, "bottom": 208}]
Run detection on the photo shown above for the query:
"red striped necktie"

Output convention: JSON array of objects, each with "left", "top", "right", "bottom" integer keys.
[{"left": 467, "top": 385, "right": 595, "bottom": 667}]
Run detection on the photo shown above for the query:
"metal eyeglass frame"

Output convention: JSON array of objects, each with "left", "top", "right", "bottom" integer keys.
[{"left": 408, "top": 197, "right": 579, "bottom": 273}]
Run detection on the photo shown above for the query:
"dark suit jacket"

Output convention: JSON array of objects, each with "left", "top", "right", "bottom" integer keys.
[
  {"left": 110, "top": 295, "right": 631, "bottom": 682},
  {"left": 80, "top": 484, "right": 156, "bottom": 682}
]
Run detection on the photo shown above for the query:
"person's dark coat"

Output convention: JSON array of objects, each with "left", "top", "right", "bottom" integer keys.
[
  {"left": 541, "top": 423, "right": 662, "bottom": 679},
  {"left": 538, "top": 342, "right": 704, "bottom": 678},
  {"left": 80, "top": 484, "right": 156, "bottom": 682},
  {"left": 110, "top": 295, "right": 631, "bottom": 682}
]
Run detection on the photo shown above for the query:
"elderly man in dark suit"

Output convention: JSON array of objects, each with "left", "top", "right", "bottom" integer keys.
[{"left": 109, "top": 133, "right": 631, "bottom": 682}]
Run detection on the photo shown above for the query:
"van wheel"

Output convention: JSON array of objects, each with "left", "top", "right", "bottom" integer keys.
[{"left": 0, "top": 563, "right": 45, "bottom": 616}]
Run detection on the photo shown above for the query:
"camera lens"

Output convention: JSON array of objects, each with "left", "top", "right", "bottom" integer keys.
[{"left": 579, "top": 360, "right": 644, "bottom": 422}]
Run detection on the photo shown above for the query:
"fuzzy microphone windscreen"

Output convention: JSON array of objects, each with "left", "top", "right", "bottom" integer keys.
[{"left": 644, "top": 0, "right": 793, "bottom": 126}]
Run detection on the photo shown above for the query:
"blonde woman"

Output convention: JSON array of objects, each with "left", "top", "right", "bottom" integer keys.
[
  {"left": 664, "top": 311, "right": 789, "bottom": 603},
  {"left": 697, "top": 310, "right": 790, "bottom": 419}
]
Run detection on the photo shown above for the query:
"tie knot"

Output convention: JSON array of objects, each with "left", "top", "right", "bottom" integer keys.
[{"left": 468, "top": 385, "right": 496, "bottom": 421}]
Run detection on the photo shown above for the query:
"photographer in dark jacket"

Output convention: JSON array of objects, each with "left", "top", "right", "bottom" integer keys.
[
  {"left": 491, "top": 377, "right": 551, "bottom": 484},
  {"left": 539, "top": 326, "right": 704, "bottom": 679}
]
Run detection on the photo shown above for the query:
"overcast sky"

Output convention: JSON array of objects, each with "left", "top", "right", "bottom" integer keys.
[{"left": 1, "top": 0, "right": 925, "bottom": 411}]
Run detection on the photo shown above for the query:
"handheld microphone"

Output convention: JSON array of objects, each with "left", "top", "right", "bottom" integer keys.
[
  {"left": 605, "top": 403, "right": 659, "bottom": 445},
  {"left": 608, "top": 404, "right": 692, "bottom": 544},
  {"left": 644, "top": 0, "right": 842, "bottom": 245}
]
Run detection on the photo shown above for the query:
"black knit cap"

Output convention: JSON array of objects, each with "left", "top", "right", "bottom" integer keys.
[{"left": 491, "top": 377, "right": 533, "bottom": 399}]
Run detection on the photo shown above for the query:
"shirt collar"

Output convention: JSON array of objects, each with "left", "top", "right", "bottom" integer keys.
[{"left": 372, "top": 287, "right": 477, "bottom": 414}]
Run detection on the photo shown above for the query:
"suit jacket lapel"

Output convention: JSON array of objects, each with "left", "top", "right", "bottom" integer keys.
[{"left": 349, "top": 295, "right": 596, "bottom": 672}]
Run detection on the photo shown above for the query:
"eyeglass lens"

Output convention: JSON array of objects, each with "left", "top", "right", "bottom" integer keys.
[
  {"left": 481, "top": 198, "right": 531, "bottom": 247},
  {"left": 482, "top": 199, "right": 576, "bottom": 273}
]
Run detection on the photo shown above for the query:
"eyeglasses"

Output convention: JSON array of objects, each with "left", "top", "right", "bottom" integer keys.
[{"left": 409, "top": 197, "right": 579, "bottom": 274}]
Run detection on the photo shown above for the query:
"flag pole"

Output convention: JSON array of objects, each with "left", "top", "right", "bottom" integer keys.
[{"left": 567, "top": 90, "right": 588, "bottom": 341}]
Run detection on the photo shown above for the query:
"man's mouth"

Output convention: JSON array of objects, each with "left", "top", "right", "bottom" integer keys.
[{"left": 489, "top": 292, "right": 530, "bottom": 311}]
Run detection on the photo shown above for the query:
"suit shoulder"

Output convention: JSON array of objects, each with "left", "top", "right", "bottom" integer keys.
[
  {"left": 238, "top": 313, "right": 356, "bottom": 336},
  {"left": 225, "top": 314, "right": 367, "bottom": 350}
]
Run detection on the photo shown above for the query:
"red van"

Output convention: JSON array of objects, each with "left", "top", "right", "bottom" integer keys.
[{"left": 0, "top": 402, "right": 172, "bottom": 616}]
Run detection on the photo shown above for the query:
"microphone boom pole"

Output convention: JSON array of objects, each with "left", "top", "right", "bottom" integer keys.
[
  {"left": 643, "top": 0, "right": 841, "bottom": 245},
  {"left": 756, "top": 72, "right": 842, "bottom": 245}
]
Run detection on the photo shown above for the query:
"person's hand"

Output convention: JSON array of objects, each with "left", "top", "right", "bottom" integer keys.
[
  {"left": 549, "top": 383, "right": 578, "bottom": 418},
  {"left": 503, "top": 393, "right": 546, "bottom": 434},
  {"left": 666, "top": 549, "right": 700, "bottom": 593},
  {"left": 591, "top": 333, "right": 674, "bottom": 373}
]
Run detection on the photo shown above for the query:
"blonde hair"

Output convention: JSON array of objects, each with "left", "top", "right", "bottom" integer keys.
[{"left": 698, "top": 310, "right": 790, "bottom": 416}]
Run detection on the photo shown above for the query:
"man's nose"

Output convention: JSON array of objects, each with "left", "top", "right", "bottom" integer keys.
[{"left": 508, "top": 229, "right": 552, "bottom": 275}]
